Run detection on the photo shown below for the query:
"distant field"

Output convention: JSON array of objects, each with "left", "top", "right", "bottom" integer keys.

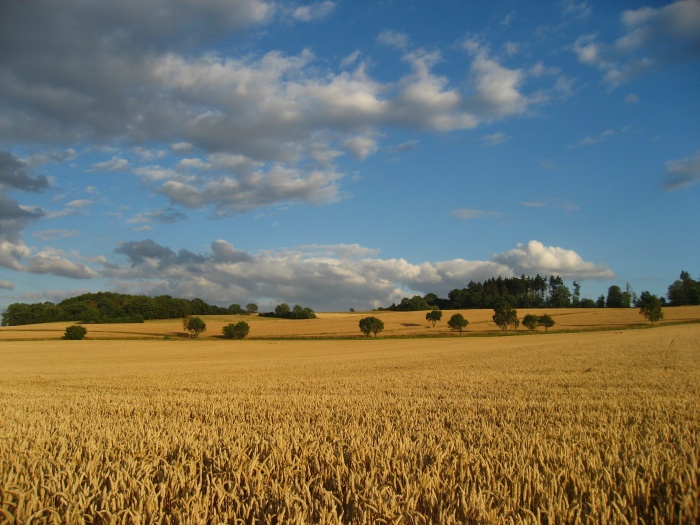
[
  {"left": 1, "top": 324, "right": 699, "bottom": 523},
  {"left": 1, "top": 305, "right": 699, "bottom": 340}
]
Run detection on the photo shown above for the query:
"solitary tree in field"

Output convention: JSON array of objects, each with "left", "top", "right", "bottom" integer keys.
[
  {"left": 246, "top": 303, "right": 258, "bottom": 315},
  {"left": 492, "top": 299, "right": 518, "bottom": 332},
  {"left": 222, "top": 321, "right": 250, "bottom": 339},
  {"left": 63, "top": 325, "right": 87, "bottom": 340},
  {"left": 425, "top": 309, "right": 442, "bottom": 327},
  {"left": 186, "top": 316, "right": 206, "bottom": 338},
  {"left": 537, "top": 314, "right": 555, "bottom": 333},
  {"left": 447, "top": 313, "right": 468, "bottom": 335},
  {"left": 359, "top": 316, "right": 384, "bottom": 337},
  {"left": 638, "top": 292, "right": 664, "bottom": 324},
  {"left": 522, "top": 314, "right": 539, "bottom": 332}
]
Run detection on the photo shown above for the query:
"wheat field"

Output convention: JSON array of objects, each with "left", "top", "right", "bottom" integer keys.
[
  {"left": 1, "top": 321, "right": 699, "bottom": 524},
  {"left": 2, "top": 306, "right": 699, "bottom": 341}
]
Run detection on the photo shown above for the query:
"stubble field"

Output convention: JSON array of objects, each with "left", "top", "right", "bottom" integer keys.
[{"left": 1, "top": 309, "right": 699, "bottom": 524}]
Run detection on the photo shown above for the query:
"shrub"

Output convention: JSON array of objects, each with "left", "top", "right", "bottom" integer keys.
[
  {"left": 63, "top": 325, "right": 87, "bottom": 340},
  {"left": 358, "top": 316, "right": 384, "bottom": 337},
  {"left": 222, "top": 321, "right": 250, "bottom": 340}
]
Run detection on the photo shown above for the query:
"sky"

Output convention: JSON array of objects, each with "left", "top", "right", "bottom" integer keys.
[{"left": 0, "top": 0, "right": 698, "bottom": 312}]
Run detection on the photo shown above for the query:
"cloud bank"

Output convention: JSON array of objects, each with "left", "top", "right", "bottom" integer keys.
[{"left": 98, "top": 239, "right": 613, "bottom": 311}]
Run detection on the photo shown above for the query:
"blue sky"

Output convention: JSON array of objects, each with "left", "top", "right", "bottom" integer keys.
[{"left": 0, "top": 0, "right": 698, "bottom": 312}]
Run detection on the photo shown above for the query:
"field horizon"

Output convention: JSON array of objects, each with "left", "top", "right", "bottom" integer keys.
[{"left": 1, "top": 305, "right": 699, "bottom": 341}]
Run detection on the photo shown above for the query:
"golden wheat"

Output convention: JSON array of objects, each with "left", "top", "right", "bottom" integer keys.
[{"left": 1, "top": 325, "right": 699, "bottom": 524}]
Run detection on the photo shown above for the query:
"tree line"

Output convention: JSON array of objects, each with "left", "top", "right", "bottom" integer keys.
[
  {"left": 379, "top": 271, "right": 698, "bottom": 311},
  {"left": 0, "top": 292, "right": 254, "bottom": 327}
]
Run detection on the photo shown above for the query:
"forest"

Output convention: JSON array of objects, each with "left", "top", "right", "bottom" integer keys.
[
  {"left": 381, "top": 271, "right": 700, "bottom": 311},
  {"left": 0, "top": 292, "right": 230, "bottom": 327}
]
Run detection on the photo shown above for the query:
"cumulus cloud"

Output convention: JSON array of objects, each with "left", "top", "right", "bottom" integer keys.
[
  {"left": 24, "top": 249, "right": 98, "bottom": 279},
  {"left": 292, "top": 1, "right": 336, "bottom": 22},
  {"left": 0, "top": 2, "right": 561, "bottom": 217},
  {"left": 103, "top": 239, "right": 612, "bottom": 310},
  {"left": 0, "top": 239, "right": 97, "bottom": 279},
  {"left": 343, "top": 134, "right": 379, "bottom": 159},
  {"left": 492, "top": 240, "right": 613, "bottom": 279},
  {"left": 662, "top": 151, "right": 700, "bottom": 191},
  {"left": 573, "top": 0, "right": 700, "bottom": 86},
  {"left": 465, "top": 43, "right": 528, "bottom": 118}
]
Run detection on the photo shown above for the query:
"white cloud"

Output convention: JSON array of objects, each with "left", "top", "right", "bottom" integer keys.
[
  {"left": 0, "top": 279, "right": 14, "bottom": 290},
  {"left": 481, "top": 132, "right": 511, "bottom": 146},
  {"left": 562, "top": 0, "right": 592, "bottom": 20},
  {"left": 343, "top": 134, "right": 379, "bottom": 159},
  {"left": 292, "top": 1, "right": 336, "bottom": 22},
  {"left": 45, "top": 199, "right": 92, "bottom": 219},
  {"left": 25, "top": 249, "right": 98, "bottom": 279},
  {"left": 662, "top": 151, "right": 700, "bottom": 191},
  {"left": 0, "top": 1, "right": 570, "bottom": 219},
  {"left": 573, "top": 0, "right": 700, "bottom": 86},
  {"left": 492, "top": 240, "right": 613, "bottom": 279},
  {"left": 158, "top": 165, "right": 343, "bottom": 215},
  {"left": 377, "top": 30, "right": 410, "bottom": 50},
  {"left": 88, "top": 156, "right": 129, "bottom": 172},
  {"left": 0, "top": 240, "right": 97, "bottom": 279},
  {"left": 104, "top": 239, "right": 612, "bottom": 310},
  {"left": 464, "top": 42, "right": 529, "bottom": 119}
]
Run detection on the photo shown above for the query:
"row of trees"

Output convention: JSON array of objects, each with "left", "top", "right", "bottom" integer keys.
[
  {"left": 182, "top": 317, "right": 251, "bottom": 340},
  {"left": 361, "top": 292, "right": 664, "bottom": 338},
  {"left": 259, "top": 303, "right": 317, "bottom": 319},
  {"left": 381, "top": 275, "right": 582, "bottom": 311},
  {"left": 381, "top": 270, "right": 698, "bottom": 312},
  {"left": 1, "top": 292, "right": 238, "bottom": 326}
]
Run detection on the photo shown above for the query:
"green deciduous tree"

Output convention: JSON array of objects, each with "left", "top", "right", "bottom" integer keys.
[
  {"left": 522, "top": 314, "right": 539, "bottom": 332},
  {"left": 359, "top": 316, "right": 384, "bottom": 337},
  {"left": 63, "top": 325, "right": 87, "bottom": 340},
  {"left": 538, "top": 314, "right": 555, "bottom": 333},
  {"left": 638, "top": 292, "right": 664, "bottom": 324},
  {"left": 425, "top": 309, "right": 442, "bottom": 327},
  {"left": 246, "top": 303, "right": 259, "bottom": 314},
  {"left": 222, "top": 321, "right": 250, "bottom": 339},
  {"left": 186, "top": 316, "right": 206, "bottom": 338},
  {"left": 492, "top": 300, "right": 518, "bottom": 332},
  {"left": 447, "top": 313, "right": 468, "bottom": 335}
]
